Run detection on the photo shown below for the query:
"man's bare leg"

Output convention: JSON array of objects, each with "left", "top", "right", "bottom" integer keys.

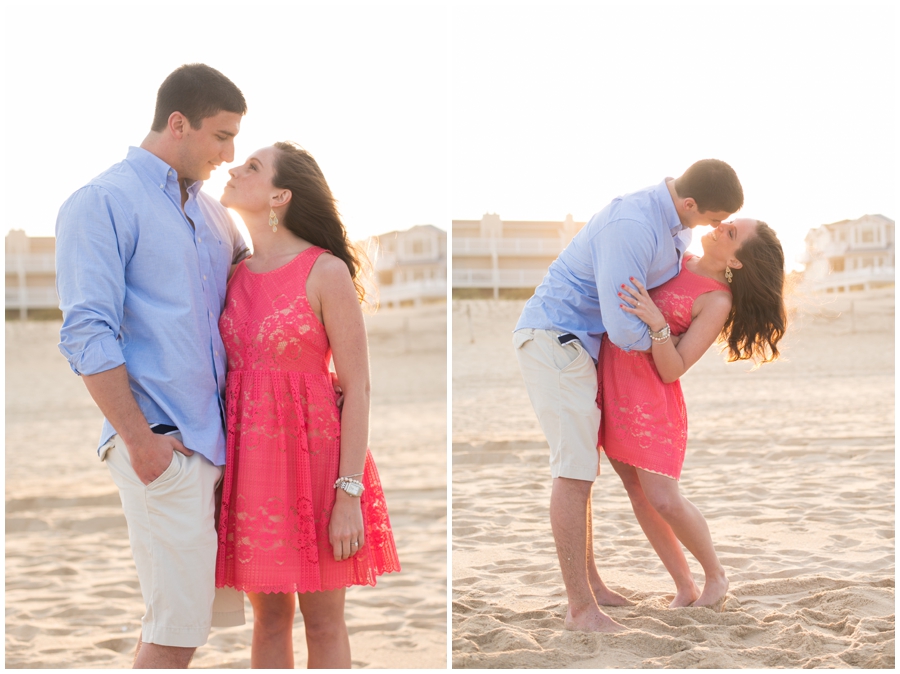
[
  {"left": 609, "top": 459, "right": 700, "bottom": 607},
  {"left": 551, "top": 477, "right": 626, "bottom": 632},
  {"left": 586, "top": 498, "right": 633, "bottom": 606},
  {"left": 133, "top": 639, "right": 195, "bottom": 669}
]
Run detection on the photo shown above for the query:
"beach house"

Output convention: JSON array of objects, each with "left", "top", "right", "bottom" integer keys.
[
  {"left": 369, "top": 224, "right": 447, "bottom": 308},
  {"left": 6, "top": 229, "right": 58, "bottom": 319},
  {"left": 800, "top": 214, "right": 895, "bottom": 294},
  {"left": 452, "top": 214, "right": 585, "bottom": 298}
]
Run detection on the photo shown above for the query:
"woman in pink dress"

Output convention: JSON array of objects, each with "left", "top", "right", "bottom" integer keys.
[
  {"left": 216, "top": 141, "right": 400, "bottom": 668},
  {"left": 598, "top": 219, "right": 786, "bottom": 610}
]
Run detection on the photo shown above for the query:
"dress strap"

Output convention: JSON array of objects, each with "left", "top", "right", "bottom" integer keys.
[{"left": 295, "top": 246, "right": 330, "bottom": 284}]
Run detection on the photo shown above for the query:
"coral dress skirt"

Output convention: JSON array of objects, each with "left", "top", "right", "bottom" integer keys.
[{"left": 597, "top": 254, "right": 730, "bottom": 480}]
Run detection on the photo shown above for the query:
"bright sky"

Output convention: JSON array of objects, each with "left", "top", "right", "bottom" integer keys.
[
  {"left": 450, "top": 3, "right": 895, "bottom": 271},
  {"left": 4, "top": 4, "right": 449, "bottom": 245},
  {"left": 5, "top": 3, "right": 894, "bottom": 271}
]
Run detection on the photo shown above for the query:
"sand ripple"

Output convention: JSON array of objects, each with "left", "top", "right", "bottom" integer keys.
[{"left": 452, "top": 300, "right": 894, "bottom": 668}]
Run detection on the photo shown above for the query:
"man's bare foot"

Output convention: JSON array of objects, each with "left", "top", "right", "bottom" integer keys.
[
  {"left": 668, "top": 582, "right": 701, "bottom": 608},
  {"left": 564, "top": 605, "right": 628, "bottom": 633},
  {"left": 591, "top": 584, "right": 634, "bottom": 607},
  {"left": 693, "top": 573, "right": 729, "bottom": 611}
]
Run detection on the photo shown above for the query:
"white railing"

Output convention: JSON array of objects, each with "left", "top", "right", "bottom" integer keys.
[
  {"left": 6, "top": 253, "right": 56, "bottom": 273},
  {"left": 6, "top": 286, "right": 60, "bottom": 309},
  {"left": 452, "top": 237, "right": 565, "bottom": 256},
  {"left": 452, "top": 268, "right": 547, "bottom": 288},
  {"left": 376, "top": 278, "right": 447, "bottom": 305},
  {"left": 810, "top": 266, "right": 895, "bottom": 292}
]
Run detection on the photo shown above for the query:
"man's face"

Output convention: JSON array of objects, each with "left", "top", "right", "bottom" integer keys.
[
  {"left": 177, "top": 110, "right": 242, "bottom": 182},
  {"left": 682, "top": 201, "right": 733, "bottom": 229}
]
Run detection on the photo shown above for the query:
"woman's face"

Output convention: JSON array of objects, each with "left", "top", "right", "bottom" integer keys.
[
  {"left": 701, "top": 218, "right": 758, "bottom": 267},
  {"left": 220, "top": 146, "right": 280, "bottom": 213}
]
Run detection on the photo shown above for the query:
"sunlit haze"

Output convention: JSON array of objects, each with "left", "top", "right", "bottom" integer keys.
[
  {"left": 5, "top": 5, "right": 448, "bottom": 245},
  {"left": 450, "top": 4, "right": 894, "bottom": 271},
  {"left": 5, "top": 3, "right": 893, "bottom": 272}
]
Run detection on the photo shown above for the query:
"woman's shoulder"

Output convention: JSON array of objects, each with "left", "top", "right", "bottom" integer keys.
[
  {"left": 694, "top": 288, "right": 732, "bottom": 315},
  {"left": 307, "top": 250, "right": 354, "bottom": 297},
  {"left": 309, "top": 249, "right": 350, "bottom": 277}
]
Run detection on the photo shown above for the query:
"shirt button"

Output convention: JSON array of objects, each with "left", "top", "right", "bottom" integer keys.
[
  {"left": 198, "top": 237, "right": 202, "bottom": 243},
  {"left": 215, "top": 351, "right": 220, "bottom": 356},
  {"left": 159, "top": 184, "right": 164, "bottom": 189},
  {"left": 203, "top": 275, "right": 207, "bottom": 280}
]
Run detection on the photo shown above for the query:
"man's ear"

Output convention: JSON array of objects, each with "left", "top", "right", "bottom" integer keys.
[
  {"left": 168, "top": 111, "right": 188, "bottom": 139},
  {"left": 682, "top": 197, "right": 697, "bottom": 213}
]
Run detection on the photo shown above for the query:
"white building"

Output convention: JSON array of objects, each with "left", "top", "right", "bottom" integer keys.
[
  {"left": 6, "top": 230, "right": 59, "bottom": 319},
  {"left": 801, "top": 214, "right": 894, "bottom": 294},
  {"left": 452, "top": 214, "right": 584, "bottom": 298},
  {"left": 368, "top": 224, "right": 447, "bottom": 308}
]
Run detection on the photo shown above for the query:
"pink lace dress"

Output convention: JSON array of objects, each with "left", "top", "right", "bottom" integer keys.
[
  {"left": 215, "top": 246, "right": 400, "bottom": 593},
  {"left": 597, "top": 254, "right": 731, "bottom": 479}
]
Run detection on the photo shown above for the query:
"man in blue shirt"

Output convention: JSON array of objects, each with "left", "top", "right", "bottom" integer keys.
[
  {"left": 514, "top": 160, "right": 743, "bottom": 632},
  {"left": 57, "top": 64, "right": 249, "bottom": 667}
]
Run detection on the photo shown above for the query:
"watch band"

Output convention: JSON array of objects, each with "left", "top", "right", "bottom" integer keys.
[
  {"left": 649, "top": 324, "right": 671, "bottom": 342},
  {"left": 334, "top": 476, "right": 365, "bottom": 497}
]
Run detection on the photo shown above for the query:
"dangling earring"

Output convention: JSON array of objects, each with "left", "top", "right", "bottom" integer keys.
[
  {"left": 269, "top": 209, "right": 279, "bottom": 233},
  {"left": 725, "top": 266, "right": 733, "bottom": 284}
]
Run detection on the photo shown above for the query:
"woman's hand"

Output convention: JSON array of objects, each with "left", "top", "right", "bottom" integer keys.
[
  {"left": 329, "top": 491, "right": 365, "bottom": 561},
  {"left": 618, "top": 277, "right": 666, "bottom": 332}
]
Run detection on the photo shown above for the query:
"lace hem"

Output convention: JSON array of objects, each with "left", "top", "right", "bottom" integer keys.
[
  {"left": 216, "top": 564, "right": 401, "bottom": 595},
  {"left": 600, "top": 447, "right": 681, "bottom": 480}
]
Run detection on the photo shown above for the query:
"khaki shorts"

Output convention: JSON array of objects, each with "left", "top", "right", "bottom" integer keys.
[
  {"left": 101, "top": 434, "right": 245, "bottom": 648},
  {"left": 514, "top": 328, "right": 601, "bottom": 481}
]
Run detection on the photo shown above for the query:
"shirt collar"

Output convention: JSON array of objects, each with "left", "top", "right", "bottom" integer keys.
[
  {"left": 126, "top": 146, "right": 203, "bottom": 196},
  {"left": 655, "top": 178, "right": 684, "bottom": 234}
]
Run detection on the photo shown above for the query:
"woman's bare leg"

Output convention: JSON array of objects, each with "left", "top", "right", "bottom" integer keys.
[
  {"left": 635, "top": 468, "right": 728, "bottom": 608},
  {"left": 586, "top": 498, "right": 633, "bottom": 606},
  {"left": 297, "top": 588, "right": 351, "bottom": 669},
  {"left": 247, "top": 591, "right": 296, "bottom": 668},
  {"left": 609, "top": 459, "right": 700, "bottom": 607}
]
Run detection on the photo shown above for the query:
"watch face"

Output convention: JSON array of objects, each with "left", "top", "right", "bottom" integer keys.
[{"left": 346, "top": 482, "right": 364, "bottom": 497}]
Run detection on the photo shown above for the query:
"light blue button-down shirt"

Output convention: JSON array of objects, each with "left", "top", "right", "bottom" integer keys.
[
  {"left": 516, "top": 179, "right": 691, "bottom": 360},
  {"left": 56, "top": 146, "right": 248, "bottom": 465}
]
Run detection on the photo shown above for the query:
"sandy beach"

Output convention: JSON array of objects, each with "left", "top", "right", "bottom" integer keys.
[
  {"left": 5, "top": 303, "right": 447, "bottom": 669},
  {"left": 451, "top": 297, "right": 894, "bottom": 668}
]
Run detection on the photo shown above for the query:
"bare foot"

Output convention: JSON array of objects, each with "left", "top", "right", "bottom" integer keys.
[
  {"left": 693, "top": 573, "right": 729, "bottom": 611},
  {"left": 668, "top": 582, "right": 701, "bottom": 608},
  {"left": 564, "top": 605, "right": 628, "bottom": 633},
  {"left": 591, "top": 584, "right": 634, "bottom": 607}
]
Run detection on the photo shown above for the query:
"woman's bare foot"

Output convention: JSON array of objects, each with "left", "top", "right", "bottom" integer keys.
[
  {"left": 564, "top": 604, "right": 628, "bottom": 633},
  {"left": 693, "top": 573, "right": 729, "bottom": 611},
  {"left": 668, "top": 581, "right": 701, "bottom": 608},
  {"left": 591, "top": 583, "right": 634, "bottom": 607}
]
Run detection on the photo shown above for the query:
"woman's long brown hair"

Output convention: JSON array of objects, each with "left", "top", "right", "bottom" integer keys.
[
  {"left": 721, "top": 221, "right": 787, "bottom": 364},
  {"left": 272, "top": 141, "right": 368, "bottom": 303}
]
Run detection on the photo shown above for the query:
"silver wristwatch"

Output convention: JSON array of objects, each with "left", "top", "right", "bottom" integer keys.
[
  {"left": 649, "top": 324, "right": 671, "bottom": 342},
  {"left": 334, "top": 476, "right": 365, "bottom": 497}
]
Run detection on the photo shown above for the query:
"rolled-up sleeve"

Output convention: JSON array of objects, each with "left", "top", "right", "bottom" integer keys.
[
  {"left": 56, "top": 186, "right": 128, "bottom": 376},
  {"left": 590, "top": 219, "right": 655, "bottom": 352}
]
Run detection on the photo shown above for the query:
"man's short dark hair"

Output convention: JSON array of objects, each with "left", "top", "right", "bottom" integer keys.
[
  {"left": 150, "top": 64, "right": 247, "bottom": 132},
  {"left": 673, "top": 159, "right": 743, "bottom": 214}
]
